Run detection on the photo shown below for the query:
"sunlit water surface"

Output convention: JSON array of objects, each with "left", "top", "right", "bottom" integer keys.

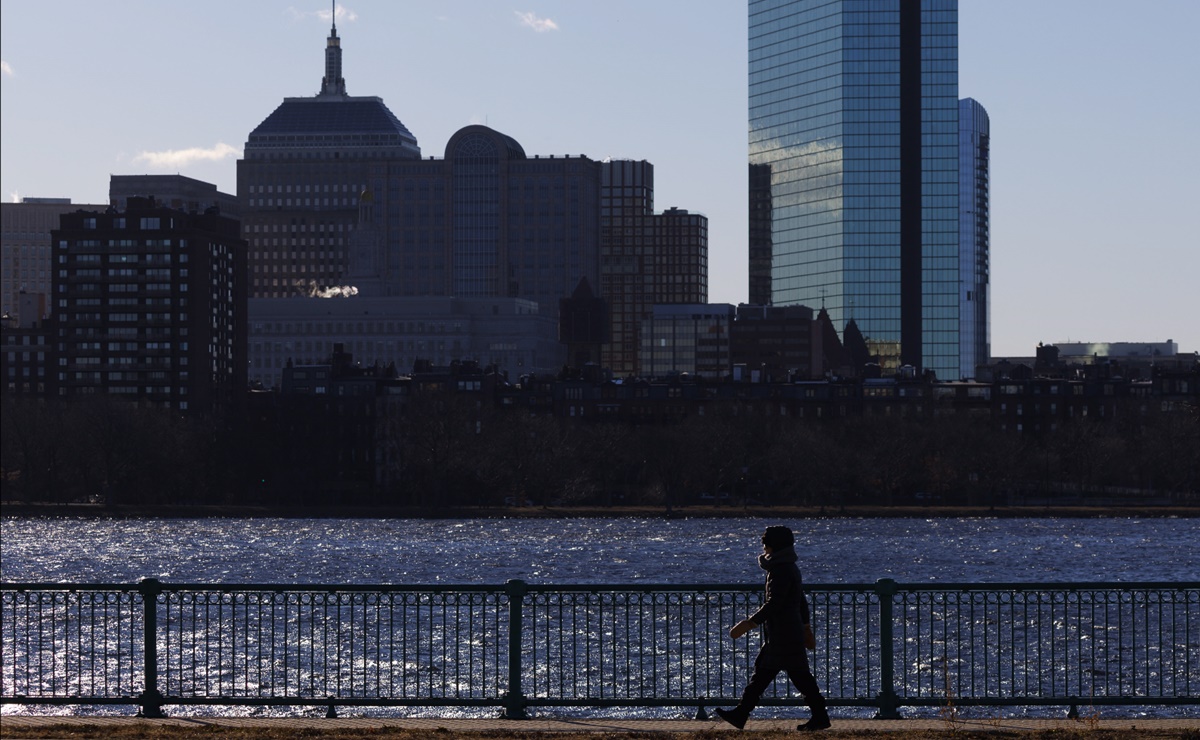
[
  {"left": 2, "top": 516, "right": 1195, "bottom": 719},
  {"left": 3, "top": 516, "right": 1195, "bottom": 584}
]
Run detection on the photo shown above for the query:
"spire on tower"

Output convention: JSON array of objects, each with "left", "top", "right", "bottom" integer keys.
[{"left": 320, "top": 1, "right": 346, "bottom": 96}]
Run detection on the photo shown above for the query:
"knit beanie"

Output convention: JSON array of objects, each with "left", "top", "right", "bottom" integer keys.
[{"left": 762, "top": 525, "right": 794, "bottom": 550}]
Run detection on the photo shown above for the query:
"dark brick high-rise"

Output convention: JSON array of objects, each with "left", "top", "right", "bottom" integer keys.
[{"left": 52, "top": 198, "right": 246, "bottom": 417}]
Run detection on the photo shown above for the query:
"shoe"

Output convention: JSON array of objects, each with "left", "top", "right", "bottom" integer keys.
[
  {"left": 796, "top": 712, "right": 831, "bottom": 731},
  {"left": 714, "top": 707, "right": 748, "bottom": 730}
]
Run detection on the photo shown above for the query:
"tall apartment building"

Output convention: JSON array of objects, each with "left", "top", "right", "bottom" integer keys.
[
  {"left": 959, "top": 98, "right": 990, "bottom": 377},
  {"left": 51, "top": 198, "right": 246, "bottom": 416},
  {"left": 600, "top": 160, "right": 707, "bottom": 376},
  {"left": 2, "top": 198, "right": 106, "bottom": 324},
  {"left": 749, "top": 0, "right": 975, "bottom": 380}
]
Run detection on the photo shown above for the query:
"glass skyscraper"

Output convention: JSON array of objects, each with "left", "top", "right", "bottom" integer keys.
[
  {"left": 958, "top": 97, "right": 990, "bottom": 378},
  {"left": 749, "top": 0, "right": 963, "bottom": 379}
]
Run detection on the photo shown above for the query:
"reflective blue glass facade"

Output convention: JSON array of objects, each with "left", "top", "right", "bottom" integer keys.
[
  {"left": 749, "top": 0, "right": 961, "bottom": 379},
  {"left": 958, "top": 97, "right": 990, "bottom": 378}
]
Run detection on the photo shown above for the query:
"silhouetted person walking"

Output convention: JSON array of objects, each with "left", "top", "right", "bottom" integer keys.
[{"left": 715, "top": 525, "right": 830, "bottom": 732}]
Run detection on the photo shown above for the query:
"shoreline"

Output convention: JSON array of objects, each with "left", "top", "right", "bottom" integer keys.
[{"left": 3, "top": 502, "right": 1197, "bottom": 519}]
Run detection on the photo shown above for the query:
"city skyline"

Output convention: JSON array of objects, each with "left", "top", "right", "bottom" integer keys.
[{"left": 2, "top": 0, "right": 1196, "bottom": 357}]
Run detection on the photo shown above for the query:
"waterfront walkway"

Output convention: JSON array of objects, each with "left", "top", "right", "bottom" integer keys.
[{"left": 2, "top": 715, "right": 1198, "bottom": 735}]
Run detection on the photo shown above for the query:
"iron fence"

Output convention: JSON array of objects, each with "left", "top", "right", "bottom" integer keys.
[{"left": 2, "top": 579, "right": 1196, "bottom": 718}]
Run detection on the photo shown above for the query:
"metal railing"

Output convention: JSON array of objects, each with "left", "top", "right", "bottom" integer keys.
[{"left": 2, "top": 579, "right": 1196, "bottom": 718}]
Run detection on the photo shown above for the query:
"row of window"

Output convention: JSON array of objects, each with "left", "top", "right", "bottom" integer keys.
[
  {"left": 64, "top": 253, "right": 174, "bottom": 264},
  {"left": 79, "top": 217, "right": 167, "bottom": 230}
]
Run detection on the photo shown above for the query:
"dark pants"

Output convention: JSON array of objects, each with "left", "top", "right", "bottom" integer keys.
[{"left": 737, "top": 646, "right": 827, "bottom": 713}]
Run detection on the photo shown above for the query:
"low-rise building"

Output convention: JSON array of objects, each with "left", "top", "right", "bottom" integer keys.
[
  {"left": 639, "top": 304, "right": 734, "bottom": 380},
  {"left": 247, "top": 295, "right": 559, "bottom": 389}
]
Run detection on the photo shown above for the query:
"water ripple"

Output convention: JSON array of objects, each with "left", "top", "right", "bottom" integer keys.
[{"left": 2, "top": 516, "right": 1195, "bottom": 585}]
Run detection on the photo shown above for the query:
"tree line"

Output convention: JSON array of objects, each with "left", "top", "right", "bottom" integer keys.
[{"left": 2, "top": 393, "right": 1196, "bottom": 509}]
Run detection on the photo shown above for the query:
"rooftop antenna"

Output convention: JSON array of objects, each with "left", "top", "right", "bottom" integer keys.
[{"left": 320, "top": 0, "right": 346, "bottom": 96}]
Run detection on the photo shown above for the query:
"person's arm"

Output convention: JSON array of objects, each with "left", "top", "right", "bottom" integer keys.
[
  {"left": 729, "top": 617, "right": 757, "bottom": 639},
  {"left": 730, "top": 569, "right": 791, "bottom": 639},
  {"left": 747, "top": 567, "right": 794, "bottom": 627}
]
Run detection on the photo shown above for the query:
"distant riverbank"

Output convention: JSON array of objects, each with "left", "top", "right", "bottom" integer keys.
[{"left": 2, "top": 501, "right": 1196, "bottom": 519}]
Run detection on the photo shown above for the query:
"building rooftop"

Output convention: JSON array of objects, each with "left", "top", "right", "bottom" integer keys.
[
  {"left": 243, "top": 12, "right": 419, "bottom": 156},
  {"left": 248, "top": 97, "right": 417, "bottom": 141}
]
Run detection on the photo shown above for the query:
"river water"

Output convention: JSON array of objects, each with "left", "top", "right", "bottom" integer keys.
[
  {"left": 2, "top": 516, "right": 1196, "bottom": 719},
  {"left": 2, "top": 516, "right": 1196, "bottom": 585}
]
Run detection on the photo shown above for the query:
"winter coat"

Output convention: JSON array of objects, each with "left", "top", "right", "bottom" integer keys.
[{"left": 749, "top": 545, "right": 811, "bottom": 656}]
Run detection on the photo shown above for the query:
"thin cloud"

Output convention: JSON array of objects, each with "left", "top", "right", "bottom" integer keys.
[
  {"left": 322, "top": 3, "right": 358, "bottom": 23},
  {"left": 1, "top": 60, "right": 14, "bottom": 78},
  {"left": 133, "top": 143, "right": 240, "bottom": 170},
  {"left": 287, "top": 4, "right": 357, "bottom": 23},
  {"left": 515, "top": 11, "right": 559, "bottom": 33}
]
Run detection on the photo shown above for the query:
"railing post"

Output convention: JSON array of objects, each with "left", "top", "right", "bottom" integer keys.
[
  {"left": 502, "top": 579, "right": 528, "bottom": 719},
  {"left": 875, "top": 578, "right": 901, "bottom": 719},
  {"left": 137, "top": 578, "right": 165, "bottom": 718}
]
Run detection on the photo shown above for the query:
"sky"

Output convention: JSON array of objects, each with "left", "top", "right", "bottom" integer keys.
[{"left": 2, "top": 1, "right": 1196, "bottom": 357}]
